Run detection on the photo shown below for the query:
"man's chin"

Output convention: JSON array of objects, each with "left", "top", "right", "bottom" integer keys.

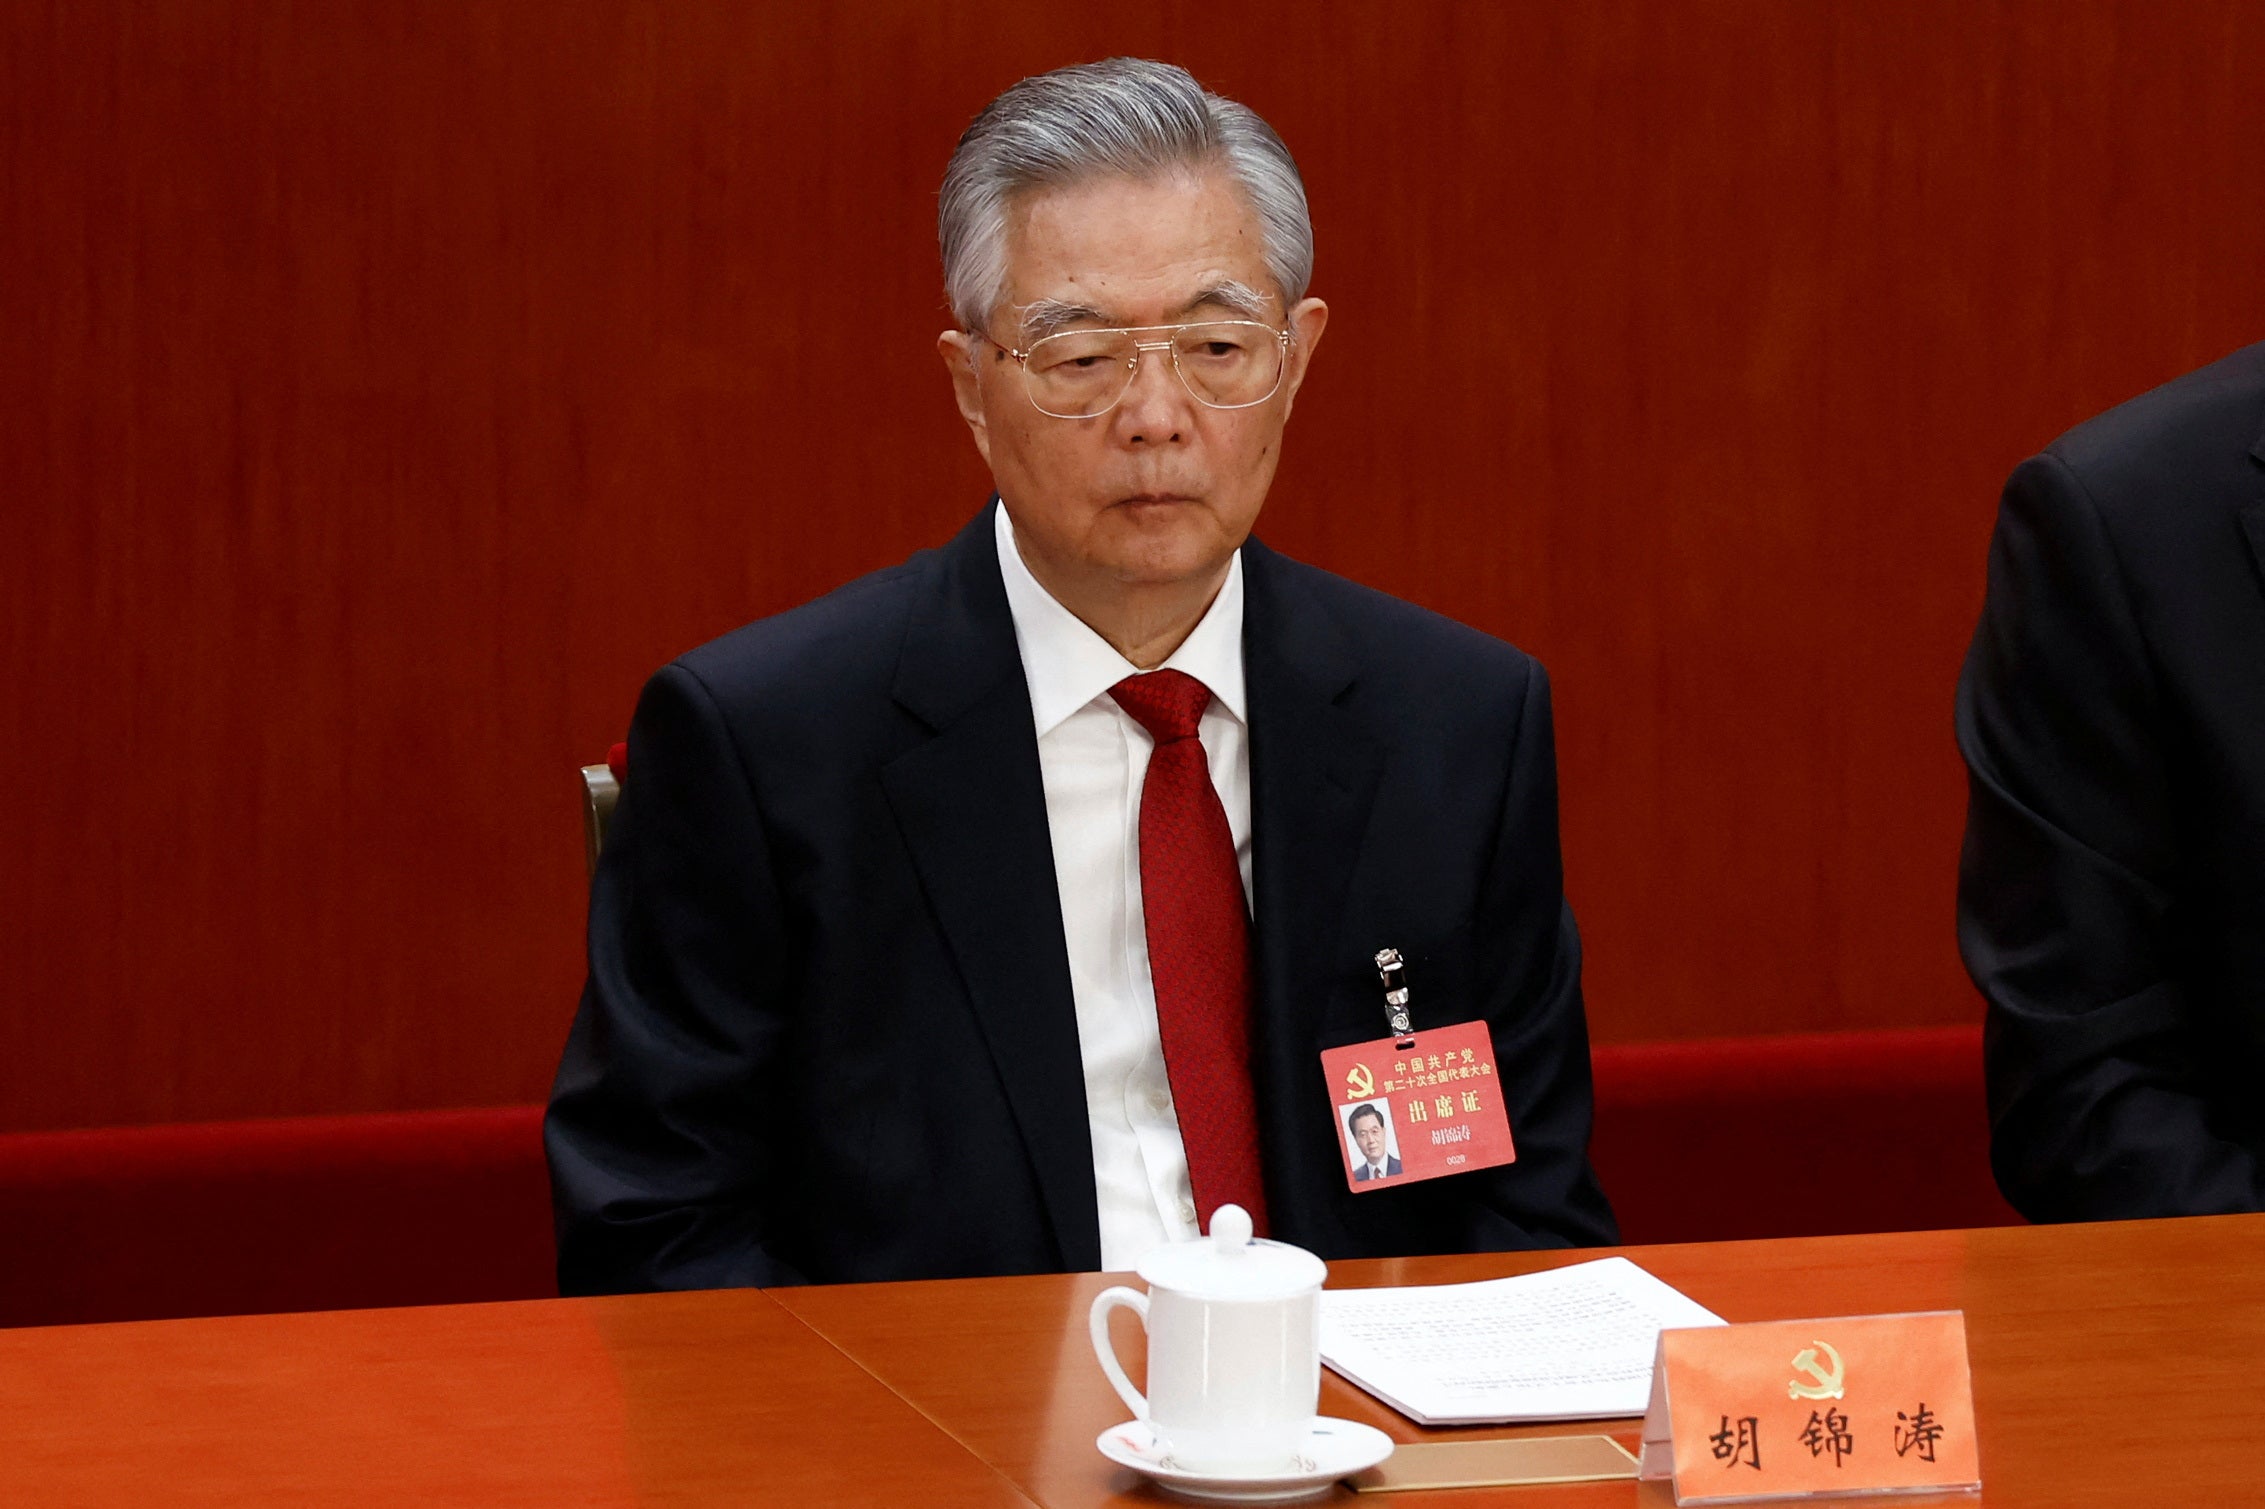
[
  {"left": 1101, "top": 544, "right": 1235, "bottom": 588},
  {"left": 1094, "top": 509, "right": 1245, "bottom": 586}
]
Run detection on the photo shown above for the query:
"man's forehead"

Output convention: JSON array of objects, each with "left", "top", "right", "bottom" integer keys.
[{"left": 997, "top": 169, "right": 1275, "bottom": 328}]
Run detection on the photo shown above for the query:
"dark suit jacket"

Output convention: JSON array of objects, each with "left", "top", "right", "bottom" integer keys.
[
  {"left": 1958, "top": 341, "right": 2265, "bottom": 1222},
  {"left": 547, "top": 504, "right": 1618, "bottom": 1291},
  {"left": 1354, "top": 1157, "right": 1404, "bottom": 1182}
]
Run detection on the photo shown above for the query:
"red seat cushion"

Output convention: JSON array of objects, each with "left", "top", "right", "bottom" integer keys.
[
  {"left": 0, "top": 1106, "right": 554, "bottom": 1328},
  {"left": 1589, "top": 1024, "right": 2020, "bottom": 1244}
]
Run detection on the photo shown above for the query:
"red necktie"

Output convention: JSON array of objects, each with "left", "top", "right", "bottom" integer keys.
[{"left": 1110, "top": 669, "right": 1270, "bottom": 1236}]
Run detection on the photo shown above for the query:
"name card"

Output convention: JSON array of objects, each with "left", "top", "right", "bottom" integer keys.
[{"left": 1637, "top": 1311, "right": 1980, "bottom": 1504}]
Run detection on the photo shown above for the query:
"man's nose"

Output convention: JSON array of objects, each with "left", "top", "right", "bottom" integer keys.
[{"left": 1111, "top": 343, "right": 1192, "bottom": 444}]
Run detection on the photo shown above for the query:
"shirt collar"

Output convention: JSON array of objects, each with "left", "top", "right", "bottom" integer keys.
[{"left": 994, "top": 502, "right": 1247, "bottom": 740}]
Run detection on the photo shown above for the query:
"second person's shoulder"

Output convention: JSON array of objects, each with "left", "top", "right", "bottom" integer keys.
[{"left": 2043, "top": 339, "right": 2265, "bottom": 515}]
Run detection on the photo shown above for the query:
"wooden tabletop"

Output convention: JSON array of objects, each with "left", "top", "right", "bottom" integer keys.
[
  {"left": 0, "top": 1283, "right": 1034, "bottom": 1507},
  {"left": 3, "top": 1215, "right": 2259, "bottom": 1505}
]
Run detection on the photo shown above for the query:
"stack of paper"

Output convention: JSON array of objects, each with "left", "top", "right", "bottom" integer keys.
[{"left": 1318, "top": 1256, "right": 1725, "bottom": 1424}]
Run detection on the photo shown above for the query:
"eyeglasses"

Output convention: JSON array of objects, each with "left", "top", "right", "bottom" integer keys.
[{"left": 976, "top": 320, "right": 1294, "bottom": 419}]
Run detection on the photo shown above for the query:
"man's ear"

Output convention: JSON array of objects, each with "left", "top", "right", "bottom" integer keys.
[
  {"left": 936, "top": 330, "right": 993, "bottom": 468},
  {"left": 1277, "top": 297, "right": 1329, "bottom": 422}
]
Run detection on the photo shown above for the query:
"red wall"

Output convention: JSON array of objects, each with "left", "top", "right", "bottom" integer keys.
[{"left": 7, "top": 1, "right": 2263, "bottom": 1132}]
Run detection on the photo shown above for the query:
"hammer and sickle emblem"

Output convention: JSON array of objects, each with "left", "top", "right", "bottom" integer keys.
[
  {"left": 1345, "top": 1063, "right": 1376, "bottom": 1098},
  {"left": 1788, "top": 1340, "right": 1846, "bottom": 1401}
]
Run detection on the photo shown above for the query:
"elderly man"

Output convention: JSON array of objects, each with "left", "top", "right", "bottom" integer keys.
[{"left": 547, "top": 58, "right": 1616, "bottom": 1292}]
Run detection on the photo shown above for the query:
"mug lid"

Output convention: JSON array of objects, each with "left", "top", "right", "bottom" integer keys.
[{"left": 1132, "top": 1205, "right": 1327, "bottom": 1301}]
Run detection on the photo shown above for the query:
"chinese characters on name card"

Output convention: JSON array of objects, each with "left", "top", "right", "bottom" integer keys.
[{"left": 1638, "top": 1311, "right": 1981, "bottom": 1504}]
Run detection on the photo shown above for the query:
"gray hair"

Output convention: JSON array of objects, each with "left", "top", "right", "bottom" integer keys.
[{"left": 939, "top": 58, "right": 1314, "bottom": 332}]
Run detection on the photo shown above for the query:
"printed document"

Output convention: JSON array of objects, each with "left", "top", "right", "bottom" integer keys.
[{"left": 1318, "top": 1256, "right": 1725, "bottom": 1424}]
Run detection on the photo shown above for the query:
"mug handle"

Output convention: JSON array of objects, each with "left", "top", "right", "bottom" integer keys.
[{"left": 1088, "top": 1285, "right": 1150, "bottom": 1420}]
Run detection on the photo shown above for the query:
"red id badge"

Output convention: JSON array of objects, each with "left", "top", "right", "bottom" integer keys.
[{"left": 1319, "top": 1021, "right": 1516, "bottom": 1191}]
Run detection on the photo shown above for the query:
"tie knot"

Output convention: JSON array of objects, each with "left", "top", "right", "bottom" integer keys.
[{"left": 1110, "top": 669, "right": 1212, "bottom": 743}]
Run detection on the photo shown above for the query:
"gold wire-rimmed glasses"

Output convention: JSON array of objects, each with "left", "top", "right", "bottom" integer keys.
[{"left": 976, "top": 320, "right": 1294, "bottom": 419}]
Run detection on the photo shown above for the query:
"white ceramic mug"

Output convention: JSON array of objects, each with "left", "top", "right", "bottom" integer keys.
[{"left": 1088, "top": 1205, "right": 1327, "bottom": 1474}]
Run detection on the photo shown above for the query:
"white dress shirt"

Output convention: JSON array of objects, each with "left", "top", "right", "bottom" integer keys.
[{"left": 993, "top": 504, "right": 1254, "bottom": 1270}]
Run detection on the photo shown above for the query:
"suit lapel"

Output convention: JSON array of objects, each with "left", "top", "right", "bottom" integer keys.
[
  {"left": 1242, "top": 539, "right": 1385, "bottom": 1075},
  {"left": 880, "top": 506, "right": 1101, "bottom": 1272}
]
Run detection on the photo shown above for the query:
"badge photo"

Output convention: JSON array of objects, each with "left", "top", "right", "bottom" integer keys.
[{"left": 1342, "top": 1099, "right": 1403, "bottom": 1183}]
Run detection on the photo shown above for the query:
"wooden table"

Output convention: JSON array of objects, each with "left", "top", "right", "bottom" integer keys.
[
  {"left": 4, "top": 1215, "right": 2259, "bottom": 1505},
  {"left": 0, "top": 1283, "right": 1035, "bottom": 1506}
]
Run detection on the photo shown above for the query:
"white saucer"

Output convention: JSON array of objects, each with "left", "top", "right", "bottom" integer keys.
[{"left": 1096, "top": 1417, "right": 1395, "bottom": 1503}]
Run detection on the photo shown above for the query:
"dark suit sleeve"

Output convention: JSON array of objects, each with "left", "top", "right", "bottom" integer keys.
[
  {"left": 1459, "top": 658, "right": 1621, "bottom": 1249},
  {"left": 1957, "top": 452, "right": 2263, "bottom": 1220},
  {"left": 546, "top": 662, "right": 807, "bottom": 1292}
]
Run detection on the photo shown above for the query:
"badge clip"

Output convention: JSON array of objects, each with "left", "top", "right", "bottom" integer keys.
[
  {"left": 1374, "top": 947, "right": 1417, "bottom": 1050},
  {"left": 1323, "top": 958, "right": 1518, "bottom": 1191}
]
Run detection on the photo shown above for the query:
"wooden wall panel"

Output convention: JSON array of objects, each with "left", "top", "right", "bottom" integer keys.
[{"left": 5, "top": 1, "right": 2263, "bottom": 1130}]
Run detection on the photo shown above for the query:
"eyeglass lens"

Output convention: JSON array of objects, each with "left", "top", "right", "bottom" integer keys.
[{"left": 1020, "top": 323, "right": 1285, "bottom": 418}]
